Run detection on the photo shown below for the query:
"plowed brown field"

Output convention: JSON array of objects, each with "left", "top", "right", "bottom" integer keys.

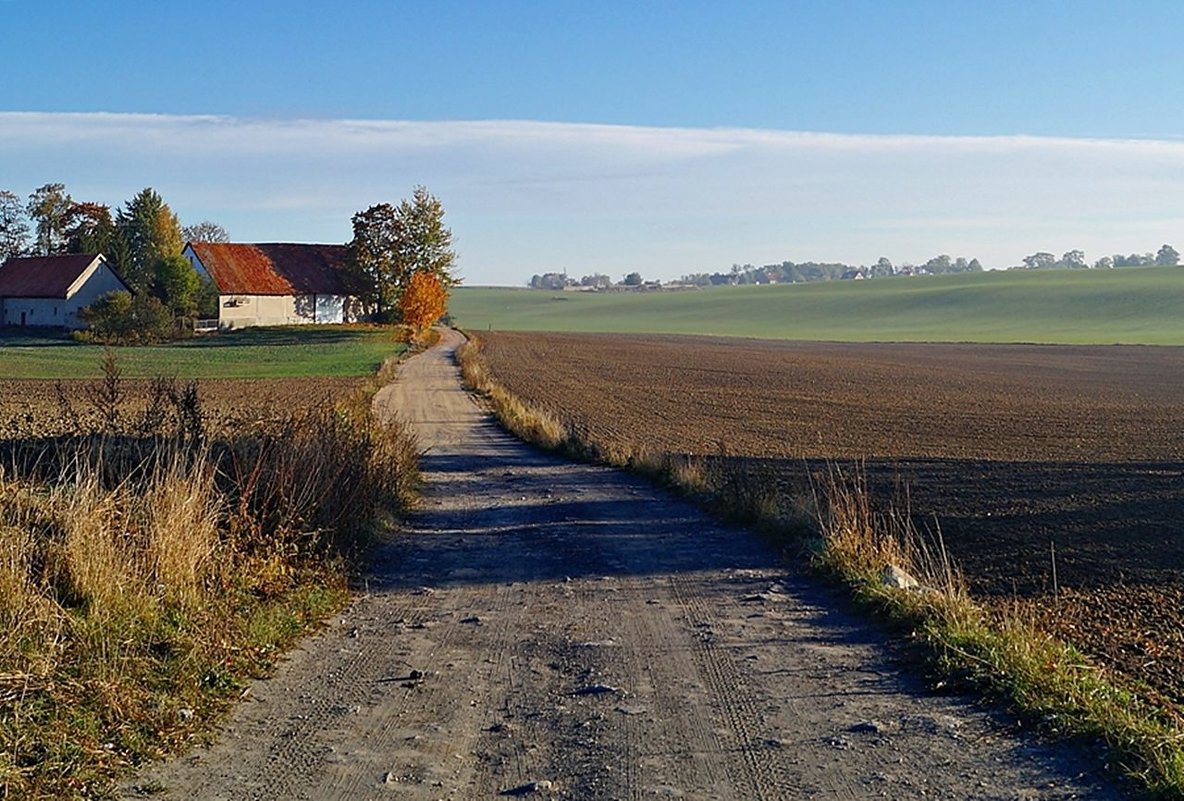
[
  {"left": 477, "top": 331, "right": 1184, "bottom": 708},
  {"left": 0, "top": 377, "right": 365, "bottom": 438}
]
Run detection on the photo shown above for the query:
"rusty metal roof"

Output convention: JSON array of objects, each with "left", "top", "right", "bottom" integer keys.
[
  {"left": 188, "top": 242, "right": 351, "bottom": 296},
  {"left": 0, "top": 254, "right": 105, "bottom": 299}
]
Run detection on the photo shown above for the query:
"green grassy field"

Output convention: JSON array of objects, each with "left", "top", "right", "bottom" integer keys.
[
  {"left": 450, "top": 267, "right": 1184, "bottom": 344},
  {"left": 0, "top": 326, "right": 407, "bottom": 379}
]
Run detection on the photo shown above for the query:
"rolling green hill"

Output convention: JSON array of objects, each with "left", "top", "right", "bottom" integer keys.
[{"left": 450, "top": 267, "right": 1184, "bottom": 345}]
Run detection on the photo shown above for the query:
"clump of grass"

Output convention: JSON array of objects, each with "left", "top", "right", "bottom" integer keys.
[
  {"left": 225, "top": 402, "right": 419, "bottom": 562},
  {"left": 0, "top": 451, "right": 231, "bottom": 795},
  {"left": 811, "top": 465, "right": 962, "bottom": 594},
  {"left": 457, "top": 331, "right": 1184, "bottom": 798},
  {"left": 0, "top": 351, "right": 418, "bottom": 799}
]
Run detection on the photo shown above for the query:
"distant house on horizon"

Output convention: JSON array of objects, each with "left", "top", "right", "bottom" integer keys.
[
  {"left": 0, "top": 253, "right": 129, "bottom": 330},
  {"left": 183, "top": 242, "right": 367, "bottom": 329}
]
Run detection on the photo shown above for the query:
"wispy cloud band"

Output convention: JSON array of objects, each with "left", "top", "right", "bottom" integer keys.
[{"left": 2, "top": 112, "right": 1183, "bottom": 282}]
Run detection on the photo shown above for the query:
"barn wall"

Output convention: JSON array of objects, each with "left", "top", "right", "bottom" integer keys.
[
  {"left": 1, "top": 297, "right": 72, "bottom": 328},
  {"left": 218, "top": 295, "right": 305, "bottom": 329},
  {"left": 65, "top": 262, "right": 128, "bottom": 326},
  {"left": 217, "top": 294, "right": 366, "bottom": 328},
  {"left": 315, "top": 294, "right": 344, "bottom": 324},
  {"left": 184, "top": 245, "right": 371, "bottom": 328}
]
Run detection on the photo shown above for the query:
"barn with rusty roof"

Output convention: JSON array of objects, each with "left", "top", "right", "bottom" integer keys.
[
  {"left": 183, "top": 242, "right": 368, "bottom": 329},
  {"left": 0, "top": 253, "right": 129, "bottom": 329}
]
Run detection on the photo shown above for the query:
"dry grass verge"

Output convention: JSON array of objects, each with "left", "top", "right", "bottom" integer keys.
[
  {"left": 457, "top": 331, "right": 1184, "bottom": 798},
  {"left": 0, "top": 349, "right": 418, "bottom": 799},
  {"left": 458, "top": 338, "right": 567, "bottom": 449},
  {"left": 812, "top": 467, "right": 1184, "bottom": 797}
]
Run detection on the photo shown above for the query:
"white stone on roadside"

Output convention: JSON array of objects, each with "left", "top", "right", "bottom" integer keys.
[{"left": 882, "top": 564, "right": 920, "bottom": 590}]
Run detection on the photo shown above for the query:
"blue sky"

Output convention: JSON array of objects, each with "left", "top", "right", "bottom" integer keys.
[{"left": 3, "top": 1, "right": 1184, "bottom": 284}]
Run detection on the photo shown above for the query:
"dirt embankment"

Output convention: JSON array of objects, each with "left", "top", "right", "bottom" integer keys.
[{"left": 124, "top": 330, "right": 1125, "bottom": 800}]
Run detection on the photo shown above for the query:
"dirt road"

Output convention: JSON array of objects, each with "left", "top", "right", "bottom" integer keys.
[{"left": 126, "top": 329, "right": 1123, "bottom": 800}]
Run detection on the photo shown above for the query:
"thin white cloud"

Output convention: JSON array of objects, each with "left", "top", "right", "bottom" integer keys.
[{"left": 2, "top": 112, "right": 1183, "bottom": 283}]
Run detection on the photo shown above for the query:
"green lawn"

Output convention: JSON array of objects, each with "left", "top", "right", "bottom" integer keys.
[
  {"left": 450, "top": 267, "right": 1184, "bottom": 345},
  {"left": 0, "top": 326, "right": 407, "bottom": 379}
]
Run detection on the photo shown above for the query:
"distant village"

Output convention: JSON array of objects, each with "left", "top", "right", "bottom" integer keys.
[
  {"left": 528, "top": 255, "right": 984, "bottom": 291},
  {"left": 529, "top": 244, "right": 1181, "bottom": 291}
]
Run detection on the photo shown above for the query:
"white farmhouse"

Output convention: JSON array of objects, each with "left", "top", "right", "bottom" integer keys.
[
  {"left": 183, "top": 242, "right": 366, "bottom": 329},
  {"left": 0, "top": 253, "right": 129, "bottom": 330}
]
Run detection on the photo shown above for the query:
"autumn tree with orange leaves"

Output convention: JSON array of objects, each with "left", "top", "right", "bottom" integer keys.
[{"left": 397, "top": 271, "right": 449, "bottom": 332}]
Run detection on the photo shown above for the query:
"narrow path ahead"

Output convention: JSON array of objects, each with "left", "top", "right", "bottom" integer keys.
[{"left": 126, "top": 330, "right": 1123, "bottom": 800}]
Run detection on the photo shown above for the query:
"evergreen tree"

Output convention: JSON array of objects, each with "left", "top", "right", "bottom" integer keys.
[{"left": 116, "top": 188, "right": 182, "bottom": 292}]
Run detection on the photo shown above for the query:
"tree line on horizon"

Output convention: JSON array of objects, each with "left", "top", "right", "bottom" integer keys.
[
  {"left": 681, "top": 254, "right": 984, "bottom": 287},
  {"left": 1014, "top": 245, "right": 1179, "bottom": 270},
  {"left": 528, "top": 242, "right": 1182, "bottom": 291},
  {"left": 527, "top": 255, "right": 984, "bottom": 290},
  {"left": 687, "top": 244, "right": 1181, "bottom": 286}
]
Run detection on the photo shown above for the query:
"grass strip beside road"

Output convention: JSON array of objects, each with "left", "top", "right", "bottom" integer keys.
[
  {"left": 0, "top": 325, "right": 405, "bottom": 379},
  {"left": 456, "top": 332, "right": 1184, "bottom": 798}
]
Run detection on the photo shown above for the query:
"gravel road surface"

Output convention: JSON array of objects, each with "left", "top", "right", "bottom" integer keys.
[{"left": 125, "top": 329, "right": 1124, "bottom": 800}]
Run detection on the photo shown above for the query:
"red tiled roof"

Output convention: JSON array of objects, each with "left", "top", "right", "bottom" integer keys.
[
  {"left": 0, "top": 254, "right": 102, "bottom": 299},
  {"left": 188, "top": 242, "right": 351, "bottom": 296}
]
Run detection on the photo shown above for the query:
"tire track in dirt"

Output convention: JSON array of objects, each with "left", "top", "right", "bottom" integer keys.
[
  {"left": 125, "top": 329, "right": 1129, "bottom": 800},
  {"left": 670, "top": 573, "right": 787, "bottom": 799},
  {"left": 618, "top": 576, "right": 733, "bottom": 798}
]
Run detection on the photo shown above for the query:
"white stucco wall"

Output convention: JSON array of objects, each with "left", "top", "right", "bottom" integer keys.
[
  {"left": 217, "top": 293, "right": 363, "bottom": 328},
  {"left": 2, "top": 297, "right": 74, "bottom": 328},
  {"left": 217, "top": 295, "right": 304, "bottom": 329}
]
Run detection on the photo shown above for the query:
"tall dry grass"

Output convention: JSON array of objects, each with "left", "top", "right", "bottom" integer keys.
[
  {"left": 224, "top": 404, "right": 418, "bottom": 561},
  {"left": 0, "top": 358, "right": 418, "bottom": 799},
  {"left": 457, "top": 339, "right": 567, "bottom": 448},
  {"left": 812, "top": 465, "right": 962, "bottom": 596}
]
